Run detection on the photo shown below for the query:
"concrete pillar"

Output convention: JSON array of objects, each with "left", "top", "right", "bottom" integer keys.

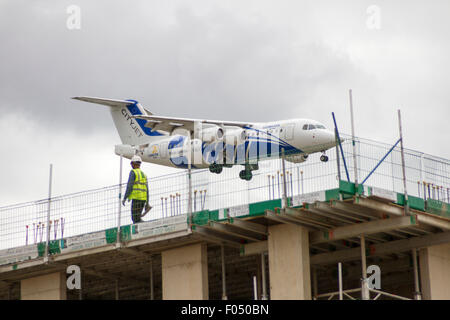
[
  {"left": 419, "top": 243, "right": 450, "bottom": 300},
  {"left": 21, "top": 272, "right": 67, "bottom": 300},
  {"left": 268, "top": 224, "right": 311, "bottom": 299},
  {"left": 161, "top": 243, "right": 208, "bottom": 299}
]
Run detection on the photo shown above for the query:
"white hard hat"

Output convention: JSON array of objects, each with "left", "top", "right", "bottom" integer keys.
[{"left": 131, "top": 155, "right": 142, "bottom": 163}]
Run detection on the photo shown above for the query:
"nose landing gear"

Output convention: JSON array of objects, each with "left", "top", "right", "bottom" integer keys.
[{"left": 320, "top": 153, "right": 329, "bottom": 162}]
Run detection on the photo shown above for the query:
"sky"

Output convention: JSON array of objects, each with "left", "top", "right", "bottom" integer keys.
[{"left": 1, "top": 0, "right": 449, "bottom": 206}]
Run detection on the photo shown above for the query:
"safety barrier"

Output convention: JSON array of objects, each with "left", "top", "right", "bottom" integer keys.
[{"left": 0, "top": 134, "right": 448, "bottom": 261}]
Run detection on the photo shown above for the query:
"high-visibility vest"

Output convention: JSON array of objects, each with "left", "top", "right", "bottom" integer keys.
[{"left": 129, "top": 169, "right": 148, "bottom": 201}]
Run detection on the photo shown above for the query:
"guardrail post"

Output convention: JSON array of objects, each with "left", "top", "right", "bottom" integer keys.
[
  {"left": 44, "top": 164, "right": 53, "bottom": 261},
  {"left": 398, "top": 110, "right": 410, "bottom": 215},
  {"left": 117, "top": 155, "right": 123, "bottom": 246},
  {"left": 281, "top": 148, "right": 288, "bottom": 208}
]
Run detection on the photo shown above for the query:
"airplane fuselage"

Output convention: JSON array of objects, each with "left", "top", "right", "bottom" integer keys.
[{"left": 115, "top": 118, "right": 336, "bottom": 169}]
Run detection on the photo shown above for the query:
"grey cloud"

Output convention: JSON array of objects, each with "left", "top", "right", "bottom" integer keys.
[{"left": 0, "top": 1, "right": 377, "bottom": 135}]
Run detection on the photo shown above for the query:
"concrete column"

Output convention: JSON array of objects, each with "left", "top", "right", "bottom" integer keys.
[
  {"left": 268, "top": 224, "right": 311, "bottom": 299},
  {"left": 419, "top": 243, "right": 450, "bottom": 300},
  {"left": 161, "top": 243, "right": 208, "bottom": 300},
  {"left": 21, "top": 272, "right": 67, "bottom": 300}
]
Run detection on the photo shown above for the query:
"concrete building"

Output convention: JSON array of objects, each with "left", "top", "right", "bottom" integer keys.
[{"left": 1, "top": 182, "right": 449, "bottom": 300}]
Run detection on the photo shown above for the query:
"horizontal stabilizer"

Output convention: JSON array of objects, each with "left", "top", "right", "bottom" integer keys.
[{"left": 72, "top": 96, "right": 153, "bottom": 114}]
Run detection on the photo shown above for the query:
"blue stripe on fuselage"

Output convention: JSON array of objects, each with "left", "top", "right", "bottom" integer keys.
[
  {"left": 201, "top": 139, "right": 303, "bottom": 165},
  {"left": 125, "top": 99, "right": 163, "bottom": 136}
]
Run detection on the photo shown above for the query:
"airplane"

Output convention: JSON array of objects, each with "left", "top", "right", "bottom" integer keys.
[{"left": 73, "top": 97, "right": 338, "bottom": 180}]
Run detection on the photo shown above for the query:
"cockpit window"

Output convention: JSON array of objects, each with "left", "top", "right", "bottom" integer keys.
[{"left": 303, "top": 123, "right": 326, "bottom": 130}]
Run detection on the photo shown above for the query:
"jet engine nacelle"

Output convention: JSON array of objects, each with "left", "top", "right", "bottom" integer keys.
[
  {"left": 115, "top": 144, "right": 137, "bottom": 159},
  {"left": 201, "top": 126, "right": 224, "bottom": 143},
  {"left": 286, "top": 153, "right": 309, "bottom": 164},
  {"left": 223, "top": 128, "right": 247, "bottom": 145}
]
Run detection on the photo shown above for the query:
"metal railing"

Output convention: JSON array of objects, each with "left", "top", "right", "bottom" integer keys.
[
  {"left": 0, "top": 133, "right": 449, "bottom": 251},
  {"left": 315, "top": 287, "right": 411, "bottom": 300}
]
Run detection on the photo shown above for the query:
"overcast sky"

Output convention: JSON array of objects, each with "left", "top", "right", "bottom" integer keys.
[{"left": 1, "top": 0, "right": 449, "bottom": 206}]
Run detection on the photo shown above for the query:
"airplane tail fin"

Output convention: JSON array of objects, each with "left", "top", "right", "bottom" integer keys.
[{"left": 72, "top": 96, "right": 165, "bottom": 145}]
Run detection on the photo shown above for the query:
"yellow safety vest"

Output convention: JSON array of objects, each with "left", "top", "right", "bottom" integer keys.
[{"left": 129, "top": 169, "right": 148, "bottom": 201}]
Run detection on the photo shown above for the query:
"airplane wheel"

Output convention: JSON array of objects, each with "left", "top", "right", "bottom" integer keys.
[
  {"left": 320, "top": 155, "right": 329, "bottom": 162},
  {"left": 239, "top": 170, "right": 252, "bottom": 181},
  {"left": 209, "top": 164, "right": 223, "bottom": 174}
]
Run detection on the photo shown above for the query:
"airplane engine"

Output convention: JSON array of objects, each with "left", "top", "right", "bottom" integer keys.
[
  {"left": 201, "top": 126, "right": 224, "bottom": 143},
  {"left": 286, "top": 154, "right": 309, "bottom": 164},
  {"left": 223, "top": 128, "right": 247, "bottom": 145},
  {"left": 115, "top": 144, "right": 137, "bottom": 159}
]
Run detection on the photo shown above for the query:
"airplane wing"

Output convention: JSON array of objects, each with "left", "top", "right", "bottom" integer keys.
[{"left": 133, "top": 114, "right": 255, "bottom": 132}]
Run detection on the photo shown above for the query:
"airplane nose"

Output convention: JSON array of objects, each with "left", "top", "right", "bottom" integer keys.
[{"left": 325, "top": 130, "right": 344, "bottom": 147}]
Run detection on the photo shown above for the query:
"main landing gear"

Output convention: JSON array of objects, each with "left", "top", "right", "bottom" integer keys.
[
  {"left": 209, "top": 163, "right": 223, "bottom": 174},
  {"left": 239, "top": 163, "right": 259, "bottom": 181},
  {"left": 209, "top": 162, "right": 258, "bottom": 181},
  {"left": 239, "top": 169, "right": 252, "bottom": 181}
]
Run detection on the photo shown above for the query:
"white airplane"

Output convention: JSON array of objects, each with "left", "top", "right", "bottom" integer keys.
[{"left": 73, "top": 97, "right": 338, "bottom": 180}]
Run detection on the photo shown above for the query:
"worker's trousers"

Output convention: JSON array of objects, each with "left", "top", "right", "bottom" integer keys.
[{"left": 131, "top": 199, "right": 146, "bottom": 224}]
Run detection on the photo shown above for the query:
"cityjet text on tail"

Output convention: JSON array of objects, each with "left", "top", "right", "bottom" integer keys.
[{"left": 73, "top": 97, "right": 338, "bottom": 180}]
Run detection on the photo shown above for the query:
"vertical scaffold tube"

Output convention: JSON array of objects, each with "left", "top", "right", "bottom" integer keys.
[
  {"left": 412, "top": 249, "right": 422, "bottom": 300},
  {"left": 281, "top": 149, "right": 288, "bottom": 208},
  {"left": 45, "top": 164, "right": 53, "bottom": 259},
  {"left": 117, "top": 156, "right": 122, "bottom": 245},
  {"left": 398, "top": 110, "right": 409, "bottom": 215},
  {"left": 349, "top": 90, "right": 358, "bottom": 188},
  {"left": 221, "top": 245, "right": 227, "bottom": 300}
]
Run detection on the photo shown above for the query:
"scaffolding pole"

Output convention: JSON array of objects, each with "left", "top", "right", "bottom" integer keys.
[
  {"left": 149, "top": 255, "right": 154, "bottom": 300},
  {"left": 261, "top": 252, "right": 268, "bottom": 300},
  {"left": 221, "top": 245, "right": 227, "bottom": 300},
  {"left": 332, "top": 112, "right": 350, "bottom": 182},
  {"left": 188, "top": 164, "right": 193, "bottom": 226},
  {"left": 253, "top": 276, "right": 258, "bottom": 300},
  {"left": 117, "top": 155, "right": 123, "bottom": 245},
  {"left": 412, "top": 249, "right": 422, "bottom": 300},
  {"left": 281, "top": 148, "right": 288, "bottom": 208},
  {"left": 349, "top": 89, "right": 359, "bottom": 188},
  {"left": 44, "top": 164, "right": 53, "bottom": 260},
  {"left": 360, "top": 234, "right": 370, "bottom": 300},
  {"left": 338, "top": 262, "right": 343, "bottom": 300},
  {"left": 398, "top": 110, "right": 410, "bottom": 215},
  {"left": 361, "top": 139, "right": 401, "bottom": 185},
  {"left": 312, "top": 267, "right": 318, "bottom": 300},
  {"left": 335, "top": 128, "right": 341, "bottom": 182}
]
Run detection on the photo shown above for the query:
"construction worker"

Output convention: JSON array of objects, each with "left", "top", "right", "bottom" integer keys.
[{"left": 122, "top": 155, "right": 151, "bottom": 223}]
